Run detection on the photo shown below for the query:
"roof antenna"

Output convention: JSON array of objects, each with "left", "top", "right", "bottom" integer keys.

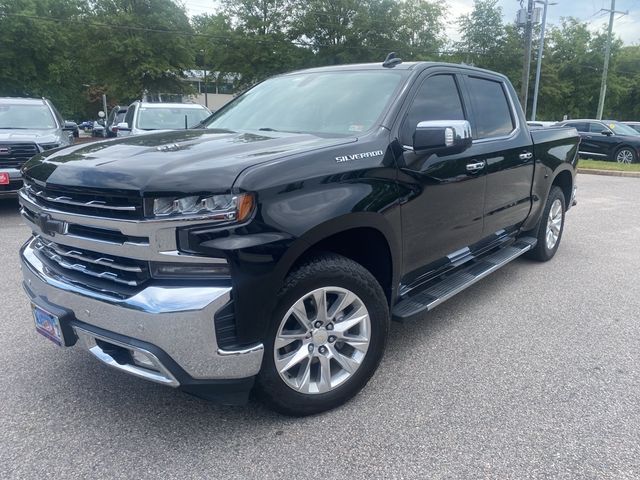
[{"left": 382, "top": 52, "right": 402, "bottom": 68}]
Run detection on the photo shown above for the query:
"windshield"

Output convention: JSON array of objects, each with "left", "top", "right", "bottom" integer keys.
[
  {"left": 0, "top": 103, "right": 56, "bottom": 129},
  {"left": 205, "top": 70, "right": 406, "bottom": 135},
  {"left": 607, "top": 121, "right": 640, "bottom": 136},
  {"left": 137, "top": 107, "right": 210, "bottom": 130}
]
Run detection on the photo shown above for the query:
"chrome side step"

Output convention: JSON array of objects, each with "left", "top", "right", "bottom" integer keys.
[{"left": 392, "top": 237, "right": 537, "bottom": 321}]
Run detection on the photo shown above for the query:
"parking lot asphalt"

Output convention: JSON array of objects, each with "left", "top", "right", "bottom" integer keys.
[{"left": 1, "top": 174, "right": 639, "bottom": 479}]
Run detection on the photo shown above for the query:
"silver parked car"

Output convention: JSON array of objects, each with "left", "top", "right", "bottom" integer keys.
[
  {"left": 117, "top": 101, "right": 210, "bottom": 137},
  {"left": 0, "top": 97, "right": 74, "bottom": 197}
]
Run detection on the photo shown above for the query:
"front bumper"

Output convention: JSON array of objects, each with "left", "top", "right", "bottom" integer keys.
[
  {"left": 0, "top": 168, "right": 22, "bottom": 198},
  {"left": 21, "top": 238, "right": 264, "bottom": 402}
]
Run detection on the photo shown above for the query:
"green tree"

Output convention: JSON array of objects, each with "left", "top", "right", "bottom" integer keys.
[
  {"left": 396, "top": 0, "right": 447, "bottom": 60},
  {"left": 457, "top": 0, "right": 505, "bottom": 68},
  {"left": 88, "top": 0, "right": 196, "bottom": 103}
]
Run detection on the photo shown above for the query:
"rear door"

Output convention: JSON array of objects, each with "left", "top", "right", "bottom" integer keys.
[
  {"left": 398, "top": 71, "right": 486, "bottom": 273},
  {"left": 459, "top": 74, "right": 535, "bottom": 236},
  {"left": 585, "top": 121, "right": 617, "bottom": 158}
]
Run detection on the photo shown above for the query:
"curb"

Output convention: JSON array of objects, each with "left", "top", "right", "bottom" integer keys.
[{"left": 577, "top": 168, "right": 640, "bottom": 178}]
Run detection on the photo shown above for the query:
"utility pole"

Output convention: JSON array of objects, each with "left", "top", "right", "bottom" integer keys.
[
  {"left": 520, "top": 0, "right": 535, "bottom": 115},
  {"left": 200, "top": 49, "right": 208, "bottom": 109},
  {"left": 531, "top": 0, "right": 556, "bottom": 121},
  {"left": 596, "top": 0, "right": 627, "bottom": 119}
]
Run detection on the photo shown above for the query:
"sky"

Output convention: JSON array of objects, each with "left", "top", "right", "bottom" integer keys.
[{"left": 181, "top": 0, "right": 640, "bottom": 45}]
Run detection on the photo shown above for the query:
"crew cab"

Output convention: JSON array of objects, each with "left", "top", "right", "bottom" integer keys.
[{"left": 18, "top": 59, "right": 579, "bottom": 416}]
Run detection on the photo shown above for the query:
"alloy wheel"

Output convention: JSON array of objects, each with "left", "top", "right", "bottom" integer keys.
[
  {"left": 616, "top": 149, "right": 634, "bottom": 164},
  {"left": 545, "top": 198, "right": 563, "bottom": 250},
  {"left": 273, "top": 287, "right": 371, "bottom": 394}
]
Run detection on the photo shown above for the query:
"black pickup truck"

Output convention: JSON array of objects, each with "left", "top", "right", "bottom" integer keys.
[{"left": 19, "top": 59, "right": 579, "bottom": 416}]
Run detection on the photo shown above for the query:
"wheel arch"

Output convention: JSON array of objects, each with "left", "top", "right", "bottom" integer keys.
[
  {"left": 276, "top": 213, "right": 401, "bottom": 307},
  {"left": 550, "top": 168, "right": 573, "bottom": 208}
]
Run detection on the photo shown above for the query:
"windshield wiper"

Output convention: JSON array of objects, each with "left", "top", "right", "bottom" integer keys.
[
  {"left": 258, "top": 127, "right": 280, "bottom": 132},
  {"left": 0, "top": 127, "right": 29, "bottom": 129}
]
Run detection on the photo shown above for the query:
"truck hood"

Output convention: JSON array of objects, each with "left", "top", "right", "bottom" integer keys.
[
  {"left": 0, "top": 128, "right": 62, "bottom": 145},
  {"left": 23, "top": 129, "right": 355, "bottom": 194}
]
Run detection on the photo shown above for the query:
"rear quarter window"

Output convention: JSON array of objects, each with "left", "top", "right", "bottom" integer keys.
[{"left": 466, "top": 76, "right": 515, "bottom": 139}]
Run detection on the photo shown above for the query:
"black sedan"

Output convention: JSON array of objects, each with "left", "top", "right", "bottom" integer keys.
[{"left": 557, "top": 119, "right": 640, "bottom": 164}]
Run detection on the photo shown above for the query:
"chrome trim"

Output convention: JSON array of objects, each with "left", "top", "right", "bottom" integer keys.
[
  {"left": 18, "top": 189, "right": 226, "bottom": 263},
  {"left": 218, "top": 344, "right": 264, "bottom": 356},
  {"left": 24, "top": 184, "right": 137, "bottom": 211},
  {"left": 74, "top": 327, "right": 180, "bottom": 387},
  {"left": 34, "top": 240, "right": 140, "bottom": 286},
  {"left": 519, "top": 152, "right": 533, "bottom": 160},
  {"left": 37, "top": 237, "right": 142, "bottom": 273},
  {"left": 21, "top": 239, "right": 264, "bottom": 379},
  {"left": 578, "top": 151, "right": 607, "bottom": 157},
  {"left": 466, "top": 161, "right": 486, "bottom": 172}
]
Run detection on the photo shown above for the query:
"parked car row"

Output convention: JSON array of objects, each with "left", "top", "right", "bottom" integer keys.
[
  {"left": 527, "top": 119, "right": 640, "bottom": 164},
  {"left": 0, "top": 97, "right": 212, "bottom": 198}
]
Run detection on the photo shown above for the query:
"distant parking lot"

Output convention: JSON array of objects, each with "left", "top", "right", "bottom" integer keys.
[{"left": 1, "top": 174, "right": 640, "bottom": 479}]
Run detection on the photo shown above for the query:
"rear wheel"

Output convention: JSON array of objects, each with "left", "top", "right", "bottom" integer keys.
[
  {"left": 525, "top": 186, "right": 566, "bottom": 262},
  {"left": 615, "top": 147, "right": 636, "bottom": 164},
  {"left": 256, "top": 253, "right": 389, "bottom": 416}
]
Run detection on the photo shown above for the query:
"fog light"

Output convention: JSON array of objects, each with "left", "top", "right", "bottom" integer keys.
[{"left": 131, "top": 349, "right": 156, "bottom": 369}]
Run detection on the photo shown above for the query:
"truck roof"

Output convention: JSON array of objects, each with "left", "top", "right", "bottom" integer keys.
[
  {"left": 0, "top": 97, "right": 47, "bottom": 105},
  {"left": 284, "top": 61, "right": 507, "bottom": 78}
]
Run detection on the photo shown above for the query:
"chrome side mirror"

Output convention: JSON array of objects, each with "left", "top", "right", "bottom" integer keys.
[{"left": 413, "top": 120, "right": 473, "bottom": 155}]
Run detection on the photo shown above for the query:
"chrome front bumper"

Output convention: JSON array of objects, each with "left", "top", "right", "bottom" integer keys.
[{"left": 21, "top": 238, "right": 264, "bottom": 386}]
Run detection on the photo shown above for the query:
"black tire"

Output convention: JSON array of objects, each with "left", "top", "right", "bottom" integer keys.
[
  {"left": 614, "top": 146, "right": 637, "bottom": 164},
  {"left": 256, "top": 253, "right": 390, "bottom": 416},
  {"left": 525, "top": 186, "right": 566, "bottom": 262}
]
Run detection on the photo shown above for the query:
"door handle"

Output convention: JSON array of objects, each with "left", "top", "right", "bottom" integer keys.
[
  {"left": 466, "top": 161, "right": 486, "bottom": 172},
  {"left": 519, "top": 152, "right": 533, "bottom": 160}
]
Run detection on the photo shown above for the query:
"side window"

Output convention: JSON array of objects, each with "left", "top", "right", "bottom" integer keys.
[
  {"left": 123, "top": 106, "right": 135, "bottom": 128},
  {"left": 466, "top": 76, "right": 515, "bottom": 139},
  {"left": 569, "top": 122, "right": 588, "bottom": 132},
  {"left": 589, "top": 123, "right": 606, "bottom": 133},
  {"left": 400, "top": 74, "right": 465, "bottom": 146}
]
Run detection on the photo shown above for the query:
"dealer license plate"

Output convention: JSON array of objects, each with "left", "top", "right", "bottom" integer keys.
[{"left": 32, "top": 304, "right": 65, "bottom": 346}]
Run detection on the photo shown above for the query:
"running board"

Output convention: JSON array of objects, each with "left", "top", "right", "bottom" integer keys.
[{"left": 392, "top": 237, "right": 537, "bottom": 321}]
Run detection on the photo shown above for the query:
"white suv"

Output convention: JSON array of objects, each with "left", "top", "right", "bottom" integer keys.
[{"left": 117, "top": 101, "right": 210, "bottom": 137}]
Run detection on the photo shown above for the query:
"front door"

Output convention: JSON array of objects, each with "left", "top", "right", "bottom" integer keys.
[{"left": 397, "top": 72, "right": 486, "bottom": 279}]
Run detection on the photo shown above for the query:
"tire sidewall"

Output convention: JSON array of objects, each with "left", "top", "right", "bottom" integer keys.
[
  {"left": 257, "top": 256, "right": 389, "bottom": 416},
  {"left": 538, "top": 187, "right": 566, "bottom": 261}
]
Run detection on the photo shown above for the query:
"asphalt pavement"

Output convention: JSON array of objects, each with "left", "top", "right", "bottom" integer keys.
[{"left": 1, "top": 174, "right": 639, "bottom": 479}]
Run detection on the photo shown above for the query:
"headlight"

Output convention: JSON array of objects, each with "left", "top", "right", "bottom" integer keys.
[
  {"left": 39, "top": 143, "right": 60, "bottom": 151},
  {"left": 152, "top": 192, "right": 254, "bottom": 222}
]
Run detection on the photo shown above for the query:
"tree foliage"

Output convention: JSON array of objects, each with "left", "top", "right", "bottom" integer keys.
[{"left": 1, "top": 0, "right": 639, "bottom": 122}]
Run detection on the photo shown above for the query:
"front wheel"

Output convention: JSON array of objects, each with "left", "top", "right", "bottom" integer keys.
[
  {"left": 256, "top": 253, "right": 389, "bottom": 416},
  {"left": 525, "top": 186, "right": 566, "bottom": 262},
  {"left": 615, "top": 147, "right": 636, "bottom": 164}
]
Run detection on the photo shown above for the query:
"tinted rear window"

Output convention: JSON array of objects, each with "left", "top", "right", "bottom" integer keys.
[{"left": 467, "top": 77, "right": 514, "bottom": 139}]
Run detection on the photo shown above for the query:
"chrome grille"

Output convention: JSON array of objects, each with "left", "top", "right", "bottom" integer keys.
[
  {"left": 23, "top": 181, "right": 144, "bottom": 219},
  {"left": 33, "top": 236, "right": 150, "bottom": 291},
  {"left": 0, "top": 142, "right": 38, "bottom": 169}
]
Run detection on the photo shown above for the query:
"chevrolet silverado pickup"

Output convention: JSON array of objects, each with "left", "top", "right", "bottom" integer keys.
[{"left": 19, "top": 59, "right": 579, "bottom": 416}]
